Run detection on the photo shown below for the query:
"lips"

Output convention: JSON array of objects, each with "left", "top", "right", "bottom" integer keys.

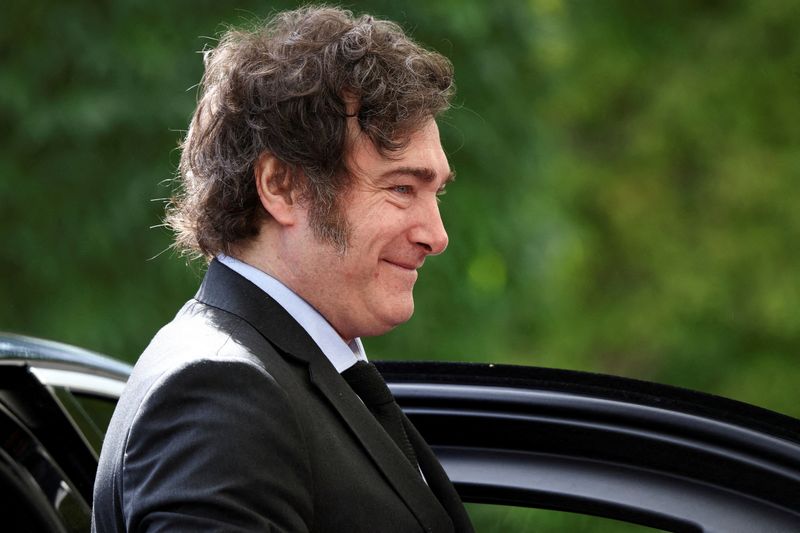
[{"left": 383, "top": 259, "right": 422, "bottom": 271}]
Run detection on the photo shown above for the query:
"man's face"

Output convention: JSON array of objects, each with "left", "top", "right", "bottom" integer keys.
[{"left": 283, "top": 119, "right": 451, "bottom": 340}]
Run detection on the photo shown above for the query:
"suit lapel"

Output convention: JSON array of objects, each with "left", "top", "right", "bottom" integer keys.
[
  {"left": 308, "top": 358, "right": 454, "bottom": 532},
  {"left": 196, "top": 260, "right": 454, "bottom": 532},
  {"left": 405, "top": 416, "right": 475, "bottom": 533}
]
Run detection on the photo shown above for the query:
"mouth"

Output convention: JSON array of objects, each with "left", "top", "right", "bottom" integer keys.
[{"left": 383, "top": 259, "right": 422, "bottom": 271}]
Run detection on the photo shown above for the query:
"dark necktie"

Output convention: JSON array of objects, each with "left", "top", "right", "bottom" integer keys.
[{"left": 341, "top": 361, "right": 419, "bottom": 470}]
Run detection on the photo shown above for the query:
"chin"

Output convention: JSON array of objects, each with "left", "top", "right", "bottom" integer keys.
[
  {"left": 385, "top": 299, "right": 415, "bottom": 328},
  {"left": 366, "top": 299, "right": 415, "bottom": 337}
]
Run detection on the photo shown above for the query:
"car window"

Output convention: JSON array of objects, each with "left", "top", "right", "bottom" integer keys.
[
  {"left": 465, "top": 503, "right": 667, "bottom": 532},
  {"left": 48, "top": 389, "right": 118, "bottom": 456},
  {"left": 71, "top": 392, "right": 116, "bottom": 434},
  {"left": 26, "top": 365, "right": 125, "bottom": 455}
]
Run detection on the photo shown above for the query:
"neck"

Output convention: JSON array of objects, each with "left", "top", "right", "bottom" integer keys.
[{"left": 227, "top": 239, "right": 355, "bottom": 343}]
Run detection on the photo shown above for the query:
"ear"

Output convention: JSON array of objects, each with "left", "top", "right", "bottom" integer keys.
[{"left": 254, "top": 152, "right": 298, "bottom": 226}]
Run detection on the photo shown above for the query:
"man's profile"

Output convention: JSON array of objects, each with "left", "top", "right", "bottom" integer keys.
[{"left": 92, "top": 6, "right": 473, "bottom": 532}]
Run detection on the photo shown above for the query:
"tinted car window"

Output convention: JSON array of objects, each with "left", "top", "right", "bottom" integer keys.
[
  {"left": 72, "top": 393, "right": 116, "bottom": 434},
  {"left": 49, "top": 389, "right": 118, "bottom": 456}
]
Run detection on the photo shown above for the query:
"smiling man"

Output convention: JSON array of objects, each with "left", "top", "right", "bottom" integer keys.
[
  {"left": 242, "top": 119, "right": 452, "bottom": 340},
  {"left": 92, "top": 6, "right": 473, "bottom": 533}
]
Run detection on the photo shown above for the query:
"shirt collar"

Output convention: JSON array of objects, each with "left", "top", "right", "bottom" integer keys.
[{"left": 217, "top": 254, "right": 366, "bottom": 373}]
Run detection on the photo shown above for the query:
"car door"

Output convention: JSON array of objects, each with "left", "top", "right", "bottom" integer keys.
[{"left": 379, "top": 361, "right": 800, "bottom": 532}]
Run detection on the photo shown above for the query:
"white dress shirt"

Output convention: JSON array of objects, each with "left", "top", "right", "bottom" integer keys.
[{"left": 217, "top": 254, "right": 367, "bottom": 373}]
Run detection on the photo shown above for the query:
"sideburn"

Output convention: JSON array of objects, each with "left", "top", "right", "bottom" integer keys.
[{"left": 307, "top": 190, "right": 351, "bottom": 255}]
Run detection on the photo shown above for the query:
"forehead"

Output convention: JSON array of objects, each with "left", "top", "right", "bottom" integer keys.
[{"left": 347, "top": 120, "right": 452, "bottom": 186}]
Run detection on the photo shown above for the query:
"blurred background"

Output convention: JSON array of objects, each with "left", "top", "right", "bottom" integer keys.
[
  {"left": 3, "top": 1, "right": 799, "bottom": 529},
  {"left": 3, "top": 0, "right": 799, "bottom": 452}
]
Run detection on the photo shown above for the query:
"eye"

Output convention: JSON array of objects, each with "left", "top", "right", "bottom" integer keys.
[
  {"left": 436, "top": 188, "right": 447, "bottom": 203},
  {"left": 392, "top": 185, "right": 413, "bottom": 194}
]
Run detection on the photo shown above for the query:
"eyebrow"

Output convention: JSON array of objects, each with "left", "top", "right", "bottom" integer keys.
[{"left": 380, "top": 166, "right": 456, "bottom": 185}]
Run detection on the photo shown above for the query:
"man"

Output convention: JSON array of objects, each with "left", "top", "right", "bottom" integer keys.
[{"left": 92, "top": 6, "right": 473, "bottom": 533}]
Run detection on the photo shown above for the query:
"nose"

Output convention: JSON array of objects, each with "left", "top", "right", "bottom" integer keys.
[{"left": 412, "top": 197, "right": 449, "bottom": 256}]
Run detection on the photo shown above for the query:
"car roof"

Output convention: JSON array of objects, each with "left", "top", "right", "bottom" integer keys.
[{"left": 0, "top": 332, "right": 132, "bottom": 379}]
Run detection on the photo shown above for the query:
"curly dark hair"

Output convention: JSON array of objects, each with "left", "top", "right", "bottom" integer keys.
[{"left": 167, "top": 6, "right": 455, "bottom": 259}]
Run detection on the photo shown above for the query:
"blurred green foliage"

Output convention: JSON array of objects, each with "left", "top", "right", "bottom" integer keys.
[
  {"left": 2, "top": 0, "right": 799, "bottom": 432},
  {"left": 466, "top": 503, "right": 662, "bottom": 532}
]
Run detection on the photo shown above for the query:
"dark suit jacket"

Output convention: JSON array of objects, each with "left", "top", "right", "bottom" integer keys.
[{"left": 92, "top": 259, "right": 473, "bottom": 532}]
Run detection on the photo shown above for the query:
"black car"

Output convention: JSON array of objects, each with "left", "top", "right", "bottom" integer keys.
[{"left": 1, "top": 333, "right": 799, "bottom": 532}]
